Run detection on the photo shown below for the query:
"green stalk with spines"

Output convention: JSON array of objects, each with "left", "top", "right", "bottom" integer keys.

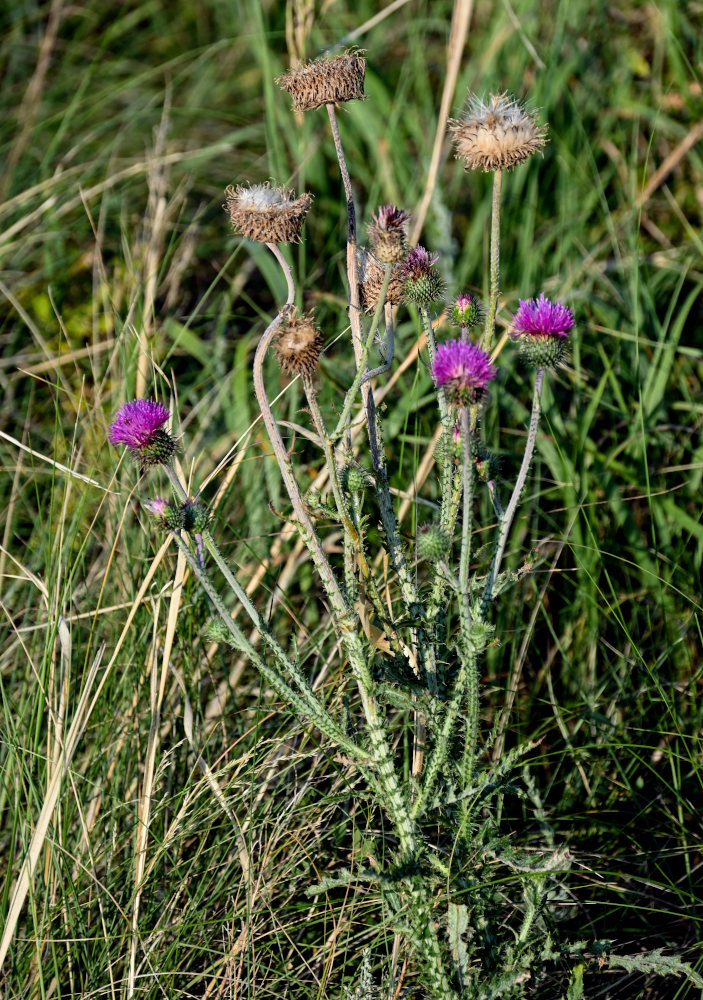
[
  {"left": 171, "top": 530, "right": 369, "bottom": 765},
  {"left": 481, "top": 367, "right": 545, "bottom": 617}
]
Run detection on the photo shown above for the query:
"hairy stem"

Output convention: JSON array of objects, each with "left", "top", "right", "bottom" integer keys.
[
  {"left": 481, "top": 169, "right": 503, "bottom": 354},
  {"left": 481, "top": 366, "right": 545, "bottom": 615}
]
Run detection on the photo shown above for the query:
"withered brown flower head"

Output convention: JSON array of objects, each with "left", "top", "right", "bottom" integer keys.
[
  {"left": 367, "top": 204, "right": 410, "bottom": 263},
  {"left": 224, "top": 182, "right": 312, "bottom": 244},
  {"left": 276, "top": 52, "right": 366, "bottom": 112},
  {"left": 275, "top": 312, "right": 324, "bottom": 376},
  {"left": 358, "top": 248, "right": 404, "bottom": 313},
  {"left": 449, "top": 93, "right": 548, "bottom": 172}
]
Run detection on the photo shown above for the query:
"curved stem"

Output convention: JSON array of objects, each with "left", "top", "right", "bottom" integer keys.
[
  {"left": 458, "top": 407, "right": 473, "bottom": 608},
  {"left": 481, "top": 366, "right": 545, "bottom": 615}
]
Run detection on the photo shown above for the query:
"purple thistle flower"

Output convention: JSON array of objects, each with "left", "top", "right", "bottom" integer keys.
[
  {"left": 401, "top": 246, "right": 439, "bottom": 281},
  {"left": 108, "top": 399, "right": 175, "bottom": 471},
  {"left": 372, "top": 204, "right": 410, "bottom": 233},
  {"left": 511, "top": 293, "right": 574, "bottom": 338},
  {"left": 432, "top": 340, "right": 497, "bottom": 405}
]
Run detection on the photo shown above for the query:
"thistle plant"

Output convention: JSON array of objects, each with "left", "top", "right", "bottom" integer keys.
[{"left": 103, "top": 59, "right": 700, "bottom": 1000}]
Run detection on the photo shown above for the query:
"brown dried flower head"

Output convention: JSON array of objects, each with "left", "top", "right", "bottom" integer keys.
[
  {"left": 449, "top": 93, "right": 547, "bottom": 172},
  {"left": 275, "top": 312, "right": 323, "bottom": 376},
  {"left": 224, "top": 182, "right": 312, "bottom": 243},
  {"left": 276, "top": 52, "right": 366, "bottom": 112},
  {"left": 367, "top": 204, "right": 410, "bottom": 263},
  {"left": 358, "top": 248, "right": 404, "bottom": 313}
]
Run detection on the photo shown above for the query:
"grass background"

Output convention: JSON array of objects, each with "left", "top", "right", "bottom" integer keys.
[{"left": 1, "top": 0, "right": 702, "bottom": 996}]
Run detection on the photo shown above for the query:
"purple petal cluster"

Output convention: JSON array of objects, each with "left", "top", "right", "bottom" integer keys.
[
  {"left": 372, "top": 204, "right": 410, "bottom": 232},
  {"left": 432, "top": 340, "right": 497, "bottom": 401},
  {"left": 511, "top": 293, "right": 574, "bottom": 337},
  {"left": 108, "top": 399, "right": 170, "bottom": 449},
  {"left": 401, "top": 245, "right": 439, "bottom": 280}
]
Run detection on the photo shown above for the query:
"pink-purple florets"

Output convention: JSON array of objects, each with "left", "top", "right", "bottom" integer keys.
[
  {"left": 511, "top": 293, "right": 574, "bottom": 338},
  {"left": 372, "top": 204, "right": 410, "bottom": 232},
  {"left": 401, "top": 246, "right": 439, "bottom": 280},
  {"left": 109, "top": 399, "right": 170, "bottom": 448},
  {"left": 433, "top": 340, "right": 497, "bottom": 404}
]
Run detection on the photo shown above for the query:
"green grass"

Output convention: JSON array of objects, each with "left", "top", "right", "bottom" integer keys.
[{"left": 1, "top": 0, "right": 702, "bottom": 996}]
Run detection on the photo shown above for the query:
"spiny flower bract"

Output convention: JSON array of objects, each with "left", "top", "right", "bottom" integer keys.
[
  {"left": 449, "top": 93, "right": 547, "bottom": 172},
  {"left": 224, "top": 182, "right": 312, "bottom": 244},
  {"left": 432, "top": 340, "right": 497, "bottom": 406},
  {"left": 400, "top": 246, "right": 445, "bottom": 306},
  {"left": 276, "top": 52, "right": 366, "bottom": 112},
  {"left": 451, "top": 292, "right": 483, "bottom": 328}
]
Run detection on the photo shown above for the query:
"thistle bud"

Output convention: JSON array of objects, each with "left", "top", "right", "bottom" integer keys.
[
  {"left": 400, "top": 247, "right": 445, "bottom": 307},
  {"left": 143, "top": 497, "right": 184, "bottom": 531},
  {"left": 417, "top": 524, "right": 451, "bottom": 563},
  {"left": 341, "top": 461, "right": 373, "bottom": 496},
  {"left": 181, "top": 498, "right": 211, "bottom": 533},
  {"left": 450, "top": 293, "right": 483, "bottom": 329}
]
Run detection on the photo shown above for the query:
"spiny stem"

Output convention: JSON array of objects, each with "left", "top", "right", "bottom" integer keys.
[
  {"left": 458, "top": 407, "right": 473, "bottom": 607},
  {"left": 481, "top": 366, "right": 545, "bottom": 616},
  {"left": 481, "top": 169, "right": 503, "bottom": 354}
]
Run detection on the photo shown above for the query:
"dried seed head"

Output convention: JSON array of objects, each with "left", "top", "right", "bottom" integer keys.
[
  {"left": 367, "top": 204, "right": 410, "bottom": 263},
  {"left": 449, "top": 93, "right": 547, "bottom": 172},
  {"left": 276, "top": 52, "right": 366, "bottom": 112},
  {"left": 224, "top": 182, "right": 312, "bottom": 243},
  {"left": 275, "top": 312, "right": 324, "bottom": 376},
  {"left": 358, "top": 248, "right": 404, "bottom": 313}
]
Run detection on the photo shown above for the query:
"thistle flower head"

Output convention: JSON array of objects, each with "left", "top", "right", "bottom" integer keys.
[
  {"left": 143, "top": 497, "right": 184, "bottom": 531},
  {"left": 432, "top": 340, "right": 497, "bottom": 406},
  {"left": 224, "top": 182, "right": 312, "bottom": 244},
  {"left": 450, "top": 292, "right": 483, "bottom": 328},
  {"left": 108, "top": 399, "right": 175, "bottom": 471},
  {"left": 274, "top": 311, "right": 324, "bottom": 376},
  {"left": 510, "top": 293, "right": 574, "bottom": 368},
  {"left": 449, "top": 93, "right": 547, "bottom": 172},
  {"left": 181, "top": 498, "right": 211, "bottom": 533},
  {"left": 367, "top": 204, "right": 410, "bottom": 263},
  {"left": 358, "top": 248, "right": 404, "bottom": 313},
  {"left": 276, "top": 52, "right": 366, "bottom": 112},
  {"left": 400, "top": 246, "right": 445, "bottom": 306}
]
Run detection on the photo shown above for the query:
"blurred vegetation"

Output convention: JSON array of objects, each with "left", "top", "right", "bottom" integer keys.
[{"left": 1, "top": 0, "right": 702, "bottom": 997}]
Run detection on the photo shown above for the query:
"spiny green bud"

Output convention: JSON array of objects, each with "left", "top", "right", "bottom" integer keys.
[
  {"left": 181, "top": 498, "right": 211, "bottom": 533},
  {"left": 143, "top": 497, "right": 184, "bottom": 531},
  {"left": 450, "top": 292, "right": 483, "bottom": 328},
  {"left": 400, "top": 246, "right": 445, "bottom": 306},
  {"left": 417, "top": 523, "right": 451, "bottom": 562},
  {"left": 473, "top": 442, "right": 500, "bottom": 482},
  {"left": 516, "top": 334, "right": 570, "bottom": 369},
  {"left": 203, "top": 617, "right": 234, "bottom": 645},
  {"left": 341, "top": 461, "right": 373, "bottom": 495}
]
